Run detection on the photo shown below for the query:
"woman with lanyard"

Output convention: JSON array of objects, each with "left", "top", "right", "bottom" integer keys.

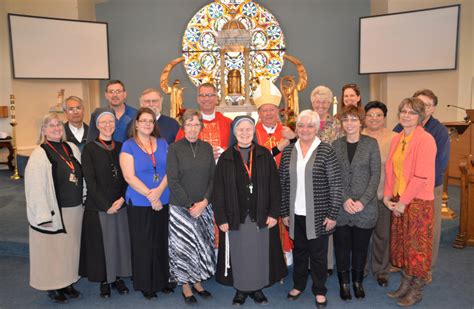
[
  {"left": 25, "top": 113, "right": 84, "bottom": 303},
  {"left": 79, "top": 107, "right": 131, "bottom": 298},
  {"left": 120, "top": 107, "right": 171, "bottom": 300},
  {"left": 213, "top": 116, "right": 287, "bottom": 306}
]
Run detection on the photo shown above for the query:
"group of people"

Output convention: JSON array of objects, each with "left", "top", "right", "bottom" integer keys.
[{"left": 24, "top": 79, "right": 449, "bottom": 308}]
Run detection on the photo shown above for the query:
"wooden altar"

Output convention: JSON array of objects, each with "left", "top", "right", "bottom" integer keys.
[{"left": 453, "top": 154, "right": 474, "bottom": 248}]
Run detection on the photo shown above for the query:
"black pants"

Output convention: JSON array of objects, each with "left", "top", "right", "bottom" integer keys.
[
  {"left": 127, "top": 204, "right": 170, "bottom": 293},
  {"left": 292, "top": 215, "right": 329, "bottom": 296},
  {"left": 334, "top": 225, "right": 373, "bottom": 272}
]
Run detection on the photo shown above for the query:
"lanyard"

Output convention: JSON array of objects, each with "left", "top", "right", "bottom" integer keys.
[
  {"left": 46, "top": 141, "right": 75, "bottom": 172},
  {"left": 135, "top": 137, "right": 156, "bottom": 169},
  {"left": 98, "top": 137, "right": 115, "bottom": 151},
  {"left": 237, "top": 145, "right": 253, "bottom": 181}
]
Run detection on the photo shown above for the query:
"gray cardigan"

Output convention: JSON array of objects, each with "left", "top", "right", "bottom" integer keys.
[
  {"left": 280, "top": 142, "right": 343, "bottom": 240},
  {"left": 332, "top": 135, "right": 381, "bottom": 228}
]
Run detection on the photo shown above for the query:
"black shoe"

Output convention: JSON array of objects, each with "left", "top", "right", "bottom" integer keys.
[
  {"left": 60, "top": 285, "right": 81, "bottom": 298},
  {"left": 287, "top": 290, "right": 302, "bottom": 301},
  {"left": 100, "top": 283, "right": 111, "bottom": 298},
  {"left": 232, "top": 290, "right": 247, "bottom": 306},
  {"left": 111, "top": 279, "right": 129, "bottom": 294},
  {"left": 192, "top": 286, "right": 212, "bottom": 298},
  {"left": 337, "top": 271, "right": 352, "bottom": 301},
  {"left": 182, "top": 292, "right": 197, "bottom": 304},
  {"left": 316, "top": 296, "right": 328, "bottom": 308},
  {"left": 161, "top": 287, "right": 175, "bottom": 294},
  {"left": 353, "top": 282, "right": 365, "bottom": 298},
  {"left": 250, "top": 290, "right": 268, "bottom": 305},
  {"left": 352, "top": 270, "right": 366, "bottom": 299},
  {"left": 47, "top": 290, "right": 68, "bottom": 303},
  {"left": 142, "top": 291, "right": 158, "bottom": 300},
  {"left": 327, "top": 269, "right": 334, "bottom": 276},
  {"left": 377, "top": 277, "right": 389, "bottom": 287}
]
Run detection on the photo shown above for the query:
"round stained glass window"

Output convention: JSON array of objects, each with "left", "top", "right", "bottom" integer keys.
[{"left": 182, "top": 0, "right": 285, "bottom": 88}]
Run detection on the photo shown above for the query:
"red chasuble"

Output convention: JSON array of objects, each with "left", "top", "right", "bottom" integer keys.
[
  {"left": 175, "top": 112, "right": 232, "bottom": 149},
  {"left": 255, "top": 121, "right": 293, "bottom": 254}
]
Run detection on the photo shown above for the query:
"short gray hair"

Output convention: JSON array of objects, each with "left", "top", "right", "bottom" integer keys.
[
  {"left": 310, "top": 85, "right": 333, "bottom": 104},
  {"left": 296, "top": 109, "right": 320, "bottom": 130},
  {"left": 181, "top": 109, "right": 203, "bottom": 130},
  {"left": 63, "top": 96, "right": 84, "bottom": 111}
]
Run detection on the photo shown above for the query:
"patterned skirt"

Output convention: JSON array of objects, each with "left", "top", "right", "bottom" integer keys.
[
  {"left": 169, "top": 204, "right": 216, "bottom": 284},
  {"left": 390, "top": 198, "right": 434, "bottom": 280}
]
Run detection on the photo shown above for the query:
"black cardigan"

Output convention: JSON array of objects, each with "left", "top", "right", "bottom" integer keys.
[{"left": 213, "top": 143, "right": 281, "bottom": 230}]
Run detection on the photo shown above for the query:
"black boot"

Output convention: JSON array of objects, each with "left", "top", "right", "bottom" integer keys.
[
  {"left": 352, "top": 270, "right": 365, "bottom": 299},
  {"left": 337, "top": 271, "right": 352, "bottom": 300}
]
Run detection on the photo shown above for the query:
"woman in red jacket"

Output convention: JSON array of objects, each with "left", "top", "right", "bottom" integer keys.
[{"left": 383, "top": 97, "right": 436, "bottom": 307}]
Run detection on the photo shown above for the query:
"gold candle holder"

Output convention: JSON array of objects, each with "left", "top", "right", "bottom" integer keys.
[{"left": 9, "top": 94, "right": 20, "bottom": 180}]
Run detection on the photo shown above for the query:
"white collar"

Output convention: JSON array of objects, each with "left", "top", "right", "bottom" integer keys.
[
  {"left": 155, "top": 113, "right": 161, "bottom": 121},
  {"left": 202, "top": 111, "right": 216, "bottom": 121},
  {"left": 262, "top": 123, "right": 277, "bottom": 134}
]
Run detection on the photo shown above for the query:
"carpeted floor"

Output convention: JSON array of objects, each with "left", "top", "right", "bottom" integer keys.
[{"left": 0, "top": 170, "right": 473, "bottom": 308}]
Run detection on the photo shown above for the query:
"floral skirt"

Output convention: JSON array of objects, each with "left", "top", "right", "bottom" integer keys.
[{"left": 390, "top": 198, "right": 434, "bottom": 280}]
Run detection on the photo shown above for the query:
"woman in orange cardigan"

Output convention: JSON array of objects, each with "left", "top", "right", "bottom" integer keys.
[{"left": 383, "top": 97, "right": 436, "bottom": 307}]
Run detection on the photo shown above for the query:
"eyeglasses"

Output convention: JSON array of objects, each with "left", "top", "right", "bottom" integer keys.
[
  {"left": 45, "top": 123, "right": 62, "bottom": 129},
  {"left": 184, "top": 123, "right": 201, "bottom": 129},
  {"left": 366, "top": 113, "right": 384, "bottom": 118},
  {"left": 142, "top": 99, "right": 161, "bottom": 104},
  {"left": 400, "top": 110, "right": 418, "bottom": 116},
  {"left": 65, "top": 106, "right": 83, "bottom": 113},
  {"left": 138, "top": 119, "right": 155, "bottom": 125},
  {"left": 424, "top": 103, "right": 434, "bottom": 108},
  {"left": 107, "top": 90, "right": 124, "bottom": 95},
  {"left": 341, "top": 116, "right": 360, "bottom": 122},
  {"left": 98, "top": 120, "right": 115, "bottom": 126},
  {"left": 198, "top": 93, "right": 216, "bottom": 98},
  {"left": 296, "top": 123, "right": 316, "bottom": 129}
]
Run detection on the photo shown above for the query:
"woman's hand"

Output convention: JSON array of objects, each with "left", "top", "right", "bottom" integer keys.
[
  {"left": 353, "top": 200, "right": 364, "bottom": 212},
  {"left": 282, "top": 216, "right": 290, "bottom": 227},
  {"left": 189, "top": 199, "right": 208, "bottom": 218},
  {"left": 151, "top": 199, "right": 163, "bottom": 211},
  {"left": 107, "top": 197, "right": 125, "bottom": 214},
  {"left": 147, "top": 187, "right": 162, "bottom": 204},
  {"left": 323, "top": 218, "right": 336, "bottom": 231},
  {"left": 219, "top": 223, "right": 229, "bottom": 232},
  {"left": 343, "top": 198, "right": 358, "bottom": 214},
  {"left": 383, "top": 196, "right": 396, "bottom": 211},
  {"left": 266, "top": 216, "right": 278, "bottom": 229},
  {"left": 394, "top": 201, "right": 406, "bottom": 214}
]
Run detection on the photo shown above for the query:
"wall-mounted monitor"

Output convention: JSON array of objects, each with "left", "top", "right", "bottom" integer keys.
[
  {"left": 359, "top": 5, "right": 460, "bottom": 74},
  {"left": 8, "top": 14, "right": 110, "bottom": 79}
]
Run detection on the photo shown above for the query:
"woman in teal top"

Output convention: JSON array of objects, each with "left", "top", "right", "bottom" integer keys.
[{"left": 120, "top": 107, "right": 171, "bottom": 300}]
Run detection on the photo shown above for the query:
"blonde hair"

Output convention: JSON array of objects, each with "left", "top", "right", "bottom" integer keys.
[
  {"left": 310, "top": 85, "right": 333, "bottom": 104},
  {"left": 37, "top": 113, "right": 66, "bottom": 144}
]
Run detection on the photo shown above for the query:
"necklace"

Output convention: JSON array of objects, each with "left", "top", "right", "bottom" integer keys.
[
  {"left": 136, "top": 137, "right": 160, "bottom": 182},
  {"left": 189, "top": 141, "right": 198, "bottom": 158}
]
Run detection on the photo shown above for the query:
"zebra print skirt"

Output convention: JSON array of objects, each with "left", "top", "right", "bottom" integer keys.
[{"left": 169, "top": 204, "right": 216, "bottom": 284}]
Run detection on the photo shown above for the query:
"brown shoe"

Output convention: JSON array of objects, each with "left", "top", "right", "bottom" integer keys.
[
  {"left": 387, "top": 272, "right": 412, "bottom": 299},
  {"left": 397, "top": 277, "right": 425, "bottom": 307},
  {"left": 389, "top": 266, "right": 401, "bottom": 273},
  {"left": 425, "top": 271, "right": 432, "bottom": 284}
]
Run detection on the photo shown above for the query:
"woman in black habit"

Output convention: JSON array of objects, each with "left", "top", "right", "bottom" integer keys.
[{"left": 79, "top": 107, "right": 132, "bottom": 297}]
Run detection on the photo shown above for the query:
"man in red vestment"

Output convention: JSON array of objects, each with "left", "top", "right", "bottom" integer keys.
[
  {"left": 254, "top": 79, "right": 296, "bottom": 265},
  {"left": 175, "top": 83, "right": 232, "bottom": 160}
]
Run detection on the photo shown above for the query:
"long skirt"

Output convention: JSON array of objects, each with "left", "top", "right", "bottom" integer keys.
[
  {"left": 29, "top": 205, "right": 83, "bottom": 290},
  {"left": 169, "top": 204, "right": 216, "bottom": 284},
  {"left": 228, "top": 216, "right": 269, "bottom": 292},
  {"left": 79, "top": 207, "right": 132, "bottom": 283},
  {"left": 127, "top": 204, "right": 170, "bottom": 293},
  {"left": 390, "top": 198, "right": 434, "bottom": 281}
]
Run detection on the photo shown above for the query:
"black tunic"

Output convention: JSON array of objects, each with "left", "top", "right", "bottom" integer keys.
[
  {"left": 79, "top": 140, "right": 131, "bottom": 283},
  {"left": 41, "top": 141, "right": 83, "bottom": 208}
]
